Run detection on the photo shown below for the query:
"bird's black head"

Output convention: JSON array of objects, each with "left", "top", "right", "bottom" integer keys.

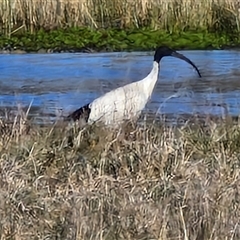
[
  {"left": 154, "top": 46, "right": 175, "bottom": 62},
  {"left": 154, "top": 46, "right": 201, "bottom": 77}
]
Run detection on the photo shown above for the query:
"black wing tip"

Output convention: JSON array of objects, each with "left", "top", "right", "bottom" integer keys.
[{"left": 66, "top": 103, "right": 91, "bottom": 122}]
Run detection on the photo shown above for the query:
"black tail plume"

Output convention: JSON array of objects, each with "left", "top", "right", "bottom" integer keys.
[{"left": 66, "top": 103, "right": 91, "bottom": 122}]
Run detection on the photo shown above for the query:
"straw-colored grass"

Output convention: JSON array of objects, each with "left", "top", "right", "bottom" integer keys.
[
  {"left": 0, "top": 109, "right": 240, "bottom": 239},
  {"left": 0, "top": 0, "right": 240, "bottom": 35}
]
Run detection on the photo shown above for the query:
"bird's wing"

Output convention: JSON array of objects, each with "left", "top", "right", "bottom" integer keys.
[{"left": 89, "top": 82, "right": 147, "bottom": 123}]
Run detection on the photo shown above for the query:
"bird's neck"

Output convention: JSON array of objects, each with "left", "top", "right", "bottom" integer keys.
[{"left": 141, "top": 61, "right": 159, "bottom": 98}]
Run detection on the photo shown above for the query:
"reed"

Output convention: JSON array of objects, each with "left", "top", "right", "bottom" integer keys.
[
  {"left": 0, "top": 0, "right": 240, "bottom": 35},
  {"left": 0, "top": 109, "right": 240, "bottom": 239}
]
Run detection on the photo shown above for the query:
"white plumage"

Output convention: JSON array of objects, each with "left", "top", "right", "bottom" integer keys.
[
  {"left": 67, "top": 46, "right": 201, "bottom": 126},
  {"left": 88, "top": 62, "right": 159, "bottom": 124}
]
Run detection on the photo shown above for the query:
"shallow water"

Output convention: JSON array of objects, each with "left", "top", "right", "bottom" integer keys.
[{"left": 1, "top": 50, "right": 240, "bottom": 123}]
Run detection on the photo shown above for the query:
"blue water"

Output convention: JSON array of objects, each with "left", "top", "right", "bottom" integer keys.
[{"left": 1, "top": 50, "right": 240, "bottom": 122}]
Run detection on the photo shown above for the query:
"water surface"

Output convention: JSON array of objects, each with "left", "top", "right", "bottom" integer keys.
[{"left": 1, "top": 50, "right": 240, "bottom": 123}]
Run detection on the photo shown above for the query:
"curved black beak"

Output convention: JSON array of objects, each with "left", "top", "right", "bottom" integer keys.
[{"left": 171, "top": 51, "right": 201, "bottom": 78}]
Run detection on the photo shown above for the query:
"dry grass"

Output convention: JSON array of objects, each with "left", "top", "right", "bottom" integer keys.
[
  {"left": 0, "top": 110, "right": 240, "bottom": 239},
  {"left": 0, "top": 0, "right": 240, "bottom": 35}
]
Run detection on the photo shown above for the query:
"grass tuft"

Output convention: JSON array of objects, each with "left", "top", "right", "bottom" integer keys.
[{"left": 0, "top": 112, "right": 240, "bottom": 239}]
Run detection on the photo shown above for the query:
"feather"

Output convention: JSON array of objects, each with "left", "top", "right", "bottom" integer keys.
[
  {"left": 67, "top": 46, "right": 201, "bottom": 126},
  {"left": 67, "top": 103, "right": 91, "bottom": 122}
]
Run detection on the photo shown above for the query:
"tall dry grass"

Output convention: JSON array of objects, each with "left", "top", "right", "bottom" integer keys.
[
  {"left": 0, "top": 110, "right": 240, "bottom": 239},
  {"left": 0, "top": 0, "right": 240, "bottom": 35}
]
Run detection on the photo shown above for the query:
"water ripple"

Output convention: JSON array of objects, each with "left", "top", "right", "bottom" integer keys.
[{"left": 0, "top": 50, "right": 240, "bottom": 121}]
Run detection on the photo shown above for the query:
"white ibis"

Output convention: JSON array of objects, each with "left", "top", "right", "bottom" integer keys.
[{"left": 67, "top": 46, "right": 201, "bottom": 126}]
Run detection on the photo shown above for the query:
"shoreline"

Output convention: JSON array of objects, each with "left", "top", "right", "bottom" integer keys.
[{"left": 1, "top": 45, "right": 240, "bottom": 54}]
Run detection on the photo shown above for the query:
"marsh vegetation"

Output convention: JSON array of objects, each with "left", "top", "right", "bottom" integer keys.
[
  {"left": 0, "top": 1, "right": 240, "bottom": 239},
  {"left": 1, "top": 0, "right": 240, "bottom": 33},
  {"left": 0, "top": 0, "right": 240, "bottom": 51},
  {"left": 0, "top": 111, "right": 240, "bottom": 239}
]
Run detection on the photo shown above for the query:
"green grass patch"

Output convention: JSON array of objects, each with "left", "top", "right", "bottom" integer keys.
[{"left": 1, "top": 28, "right": 240, "bottom": 52}]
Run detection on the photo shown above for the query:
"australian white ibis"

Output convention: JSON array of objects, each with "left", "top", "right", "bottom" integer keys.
[{"left": 67, "top": 46, "right": 201, "bottom": 126}]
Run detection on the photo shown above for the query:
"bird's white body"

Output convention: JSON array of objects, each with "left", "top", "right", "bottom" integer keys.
[
  {"left": 67, "top": 46, "right": 201, "bottom": 126},
  {"left": 87, "top": 62, "right": 159, "bottom": 125}
]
